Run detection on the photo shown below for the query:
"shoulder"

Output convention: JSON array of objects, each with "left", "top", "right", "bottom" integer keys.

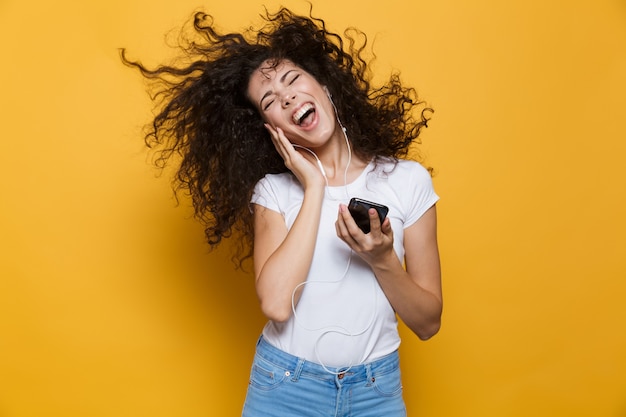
[
  {"left": 373, "top": 158, "right": 432, "bottom": 183},
  {"left": 252, "top": 171, "right": 301, "bottom": 210},
  {"left": 396, "top": 158, "right": 431, "bottom": 175},
  {"left": 254, "top": 171, "right": 298, "bottom": 192}
]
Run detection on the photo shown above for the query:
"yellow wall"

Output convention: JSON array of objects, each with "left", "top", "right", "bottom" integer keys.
[{"left": 1, "top": 0, "right": 625, "bottom": 416}]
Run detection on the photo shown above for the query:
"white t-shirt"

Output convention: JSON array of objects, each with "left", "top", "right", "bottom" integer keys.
[{"left": 251, "top": 158, "right": 439, "bottom": 368}]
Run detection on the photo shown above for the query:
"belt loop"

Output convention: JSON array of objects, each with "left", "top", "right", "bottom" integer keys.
[
  {"left": 291, "top": 358, "right": 305, "bottom": 382},
  {"left": 365, "top": 362, "right": 374, "bottom": 386}
]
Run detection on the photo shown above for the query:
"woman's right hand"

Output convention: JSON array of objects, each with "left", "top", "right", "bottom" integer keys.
[{"left": 265, "top": 124, "right": 326, "bottom": 190}]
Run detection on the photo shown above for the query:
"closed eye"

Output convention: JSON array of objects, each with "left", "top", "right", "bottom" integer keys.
[
  {"left": 263, "top": 99, "right": 275, "bottom": 111},
  {"left": 260, "top": 72, "right": 300, "bottom": 110}
]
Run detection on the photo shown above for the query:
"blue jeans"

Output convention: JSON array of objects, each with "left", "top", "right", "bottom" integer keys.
[{"left": 242, "top": 336, "right": 406, "bottom": 417}]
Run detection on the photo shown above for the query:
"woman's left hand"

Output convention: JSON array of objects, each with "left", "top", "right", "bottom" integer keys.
[{"left": 335, "top": 204, "right": 395, "bottom": 266}]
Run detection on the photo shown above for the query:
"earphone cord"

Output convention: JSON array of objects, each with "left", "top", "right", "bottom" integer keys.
[
  {"left": 291, "top": 97, "right": 352, "bottom": 200},
  {"left": 292, "top": 129, "right": 351, "bottom": 200},
  {"left": 290, "top": 250, "right": 379, "bottom": 375},
  {"left": 290, "top": 100, "right": 376, "bottom": 374}
]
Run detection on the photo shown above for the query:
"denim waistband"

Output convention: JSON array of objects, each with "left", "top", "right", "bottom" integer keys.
[{"left": 254, "top": 336, "right": 399, "bottom": 384}]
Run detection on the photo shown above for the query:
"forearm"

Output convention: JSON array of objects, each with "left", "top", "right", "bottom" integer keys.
[
  {"left": 370, "top": 252, "right": 443, "bottom": 340},
  {"left": 255, "top": 187, "right": 324, "bottom": 322}
]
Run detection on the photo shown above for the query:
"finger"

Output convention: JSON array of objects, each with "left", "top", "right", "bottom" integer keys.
[
  {"left": 275, "top": 127, "right": 292, "bottom": 145},
  {"left": 276, "top": 128, "right": 300, "bottom": 157},
  {"left": 367, "top": 208, "right": 383, "bottom": 234},
  {"left": 335, "top": 217, "right": 346, "bottom": 241},
  {"left": 264, "top": 124, "right": 281, "bottom": 148},
  {"left": 264, "top": 123, "right": 278, "bottom": 139},
  {"left": 265, "top": 124, "right": 288, "bottom": 148},
  {"left": 381, "top": 217, "right": 393, "bottom": 235},
  {"left": 265, "top": 124, "right": 292, "bottom": 160},
  {"left": 335, "top": 205, "right": 351, "bottom": 239},
  {"left": 337, "top": 204, "right": 362, "bottom": 241}
]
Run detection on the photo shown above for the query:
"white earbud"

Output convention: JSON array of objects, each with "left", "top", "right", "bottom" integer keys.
[
  {"left": 324, "top": 86, "right": 347, "bottom": 133},
  {"left": 289, "top": 85, "right": 351, "bottom": 197},
  {"left": 292, "top": 144, "right": 328, "bottom": 178},
  {"left": 324, "top": 85, "right": 332, "bottom": 99}
]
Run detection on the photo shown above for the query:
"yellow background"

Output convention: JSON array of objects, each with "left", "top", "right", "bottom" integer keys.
[{"left": 1, "top": 0, "right": 625, "bottom": 416}]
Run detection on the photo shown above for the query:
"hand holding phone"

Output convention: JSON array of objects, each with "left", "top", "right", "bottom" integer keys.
[{"left": 348, "top": 198, "right": 389, "bottom": 234}]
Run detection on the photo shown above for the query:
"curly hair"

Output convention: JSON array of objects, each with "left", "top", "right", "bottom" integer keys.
[{"left": 120, "top": 6, "right": 433, "bottom": 265}]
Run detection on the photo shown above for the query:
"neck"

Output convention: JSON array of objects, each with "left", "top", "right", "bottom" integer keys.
[{"left": 315, "top": 127, "right": 366, "bottom": 186}]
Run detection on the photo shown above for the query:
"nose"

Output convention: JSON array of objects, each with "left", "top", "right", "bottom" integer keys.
[{"left": 281, "top": 91, "right": 296, "bottom": 108}]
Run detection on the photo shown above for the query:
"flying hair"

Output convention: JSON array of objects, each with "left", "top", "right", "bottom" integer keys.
[{"left": 120, "top": 6, "right": 433, "bottom": 268}]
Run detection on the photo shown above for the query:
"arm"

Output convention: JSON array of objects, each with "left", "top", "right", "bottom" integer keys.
[
  {"left": 253, "top": 126, "right": 326, "bottom": 322},
  {"left": 336, "top": 205, "right": 442, "bottom": 340},
  {"left": 253, "top": 187, "right": 324, "bottom": 322}
]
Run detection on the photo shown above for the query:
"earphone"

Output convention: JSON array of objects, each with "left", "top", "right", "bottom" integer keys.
[
  {"left": 289, "top": 86, "right": 378, "bottom": 374},
  {"left": 291, "top": 144, "right": 329, "bottom": 178},
  {"left": 324, "top": 86, "right": 347, "bottom": 134},
  {"left": 291, "top": 85, "right": 351, "bottom": 199},
  {"left": 291, "top": 258, "right": 379, "bottom": 374}
]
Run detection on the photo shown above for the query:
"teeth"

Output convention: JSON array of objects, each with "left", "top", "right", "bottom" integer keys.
[{"left": 293, "top": 103, "right": 314, "bottom": 124}]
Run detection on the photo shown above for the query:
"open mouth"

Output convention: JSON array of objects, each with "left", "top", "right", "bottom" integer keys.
[{"left": 292, "top": 103, "right": 316, "bottom": 126}]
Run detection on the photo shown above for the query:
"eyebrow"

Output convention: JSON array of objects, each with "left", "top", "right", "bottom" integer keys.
[{"left": 259, "top": 69, "right": 296, "bottom": 108}]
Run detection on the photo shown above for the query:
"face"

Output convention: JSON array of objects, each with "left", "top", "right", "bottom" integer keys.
[{"left": 247, "top": 59, "right": 338, "bottom": 147}]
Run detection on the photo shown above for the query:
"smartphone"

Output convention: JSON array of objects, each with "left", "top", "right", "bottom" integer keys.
[{"left": 348, "top": 198, "right": 389, "bottom": 234}]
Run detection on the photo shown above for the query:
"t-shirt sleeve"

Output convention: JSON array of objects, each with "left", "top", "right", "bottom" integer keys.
[
  {"left": 403, "top": 163, "right": 440, "bottom": 228},
  {"left": 251, "top": 176, "right": 281, "bottom": 213}
]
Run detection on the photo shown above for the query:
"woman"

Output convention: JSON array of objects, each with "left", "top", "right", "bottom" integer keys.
[{"left": 122, "top": 6, "right": 442, "bottom": 416}]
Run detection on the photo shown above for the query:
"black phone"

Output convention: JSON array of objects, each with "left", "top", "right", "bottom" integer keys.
[{"left": 348, "top": 198, "right": 389, "bottom": 234}]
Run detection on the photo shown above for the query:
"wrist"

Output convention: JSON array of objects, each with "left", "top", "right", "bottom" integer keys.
[
  {"left": 369, "top": 249, "right": 401, "bottom": 273},
  {"left": 303, "top": 184, "right": 325, "bottom": 200}
]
